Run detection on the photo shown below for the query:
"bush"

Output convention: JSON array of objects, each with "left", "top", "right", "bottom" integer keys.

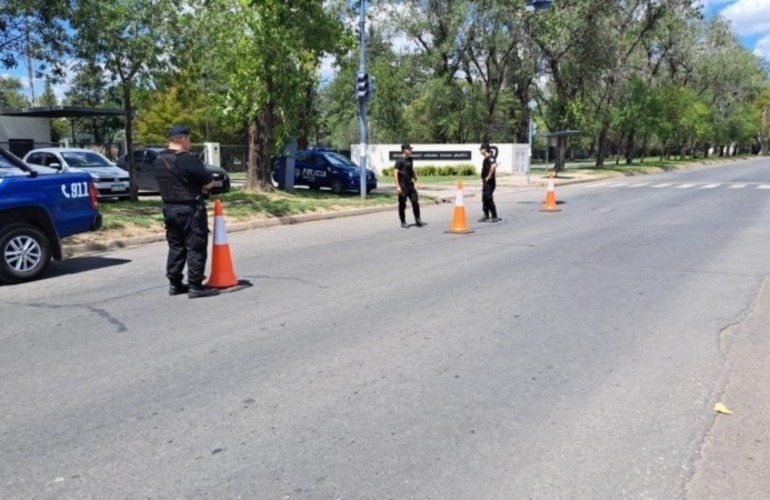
[{"left": 381, "top": 164, "right": 476, "bottom": 177}]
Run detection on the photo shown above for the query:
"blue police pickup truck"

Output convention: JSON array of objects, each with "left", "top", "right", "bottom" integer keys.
[
  {"left": 272, "top": 148, "right": 377, "bottom": 194},
  {"left": 0, "top": 147, "right": 102, "bottom": 284}
]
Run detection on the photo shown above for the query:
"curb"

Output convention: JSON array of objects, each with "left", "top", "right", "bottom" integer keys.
[{"left": 62, "top": 195, "right": 462, "bottom": 257}]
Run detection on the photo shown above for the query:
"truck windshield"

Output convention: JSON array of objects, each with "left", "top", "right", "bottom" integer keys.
[{"left": 0, "top": 153, "right": 26, "bottom": 177}]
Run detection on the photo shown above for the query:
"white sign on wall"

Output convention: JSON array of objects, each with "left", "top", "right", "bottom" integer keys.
[{"left": 351, "top": 143, "right": 530, "bottom": 176}]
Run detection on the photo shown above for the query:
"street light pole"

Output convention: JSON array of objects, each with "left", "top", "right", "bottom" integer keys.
[
  {"left": 527, "top": 99, "right": 537, "bottom": 185},
  {"left": 357, "top": 0, "right": 369, "bottom": 200}
]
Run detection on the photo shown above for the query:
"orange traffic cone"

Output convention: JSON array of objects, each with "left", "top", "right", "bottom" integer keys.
[
  {"left": 444, "top": 180, "right": 474, "bottom": 234},
  {"left": 207, "top": 199, "right": 239, "bottom": 288},
  {"left": 541, "top": 171, "right": 562, "bottom": 212}
]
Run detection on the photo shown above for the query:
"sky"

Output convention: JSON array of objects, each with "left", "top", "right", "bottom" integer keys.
[{"left": 2, "top": 0, "right": 770, "bottom": 106}]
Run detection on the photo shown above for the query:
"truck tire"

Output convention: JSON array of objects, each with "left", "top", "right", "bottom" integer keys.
[{"left": 0, "top": 223, "right": 53, "bottom": 284}]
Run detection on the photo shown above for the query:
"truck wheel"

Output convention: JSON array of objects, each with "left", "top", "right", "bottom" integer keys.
[
  {"left": 0, "top": 224, "right": 53, "bottom": 284},
  {"left": 330, "top": 179, "right": 345, "bottom": 194}
]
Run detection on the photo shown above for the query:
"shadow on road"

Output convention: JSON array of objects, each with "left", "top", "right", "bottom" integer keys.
[{"left": 46, "top": 256, "right": 132, "bottom": 279}]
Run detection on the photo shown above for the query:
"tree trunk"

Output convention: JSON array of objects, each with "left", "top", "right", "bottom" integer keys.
[
  {"left": 245, "top": 103, "right": 275, "bottom": 192},
  {"left": 595, "top": 127, "right": 608, "bottom": 167},
  {"left": 625, "top": 130, "right": 635, "bottom": 164}
]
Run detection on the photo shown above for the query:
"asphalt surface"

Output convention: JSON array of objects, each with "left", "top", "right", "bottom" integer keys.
[{"left": 2, "top": 158, "right": 770, "bottom": 498}]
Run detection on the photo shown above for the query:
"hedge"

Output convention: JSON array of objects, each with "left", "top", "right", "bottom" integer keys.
[{"left": 380, "top": 164, "right": 477, "bottom": 177}]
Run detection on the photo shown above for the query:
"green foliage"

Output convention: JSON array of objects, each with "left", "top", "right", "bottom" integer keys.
[
  {"left": 184, "top": 0, "right": 347, "bottom": 190},
  {"left": 0, "top": 76, "right": 28, "bottom": 109},
  {"left": 0, "top": 0, "right": 69, "bottom": 74},
  {"left": 381, "top": 164, "right": 476, "bottom": 177}
]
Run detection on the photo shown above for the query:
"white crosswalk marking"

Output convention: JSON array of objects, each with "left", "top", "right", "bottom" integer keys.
[{"left": 584, "top": 181, "right": 770, "bottom": 191}]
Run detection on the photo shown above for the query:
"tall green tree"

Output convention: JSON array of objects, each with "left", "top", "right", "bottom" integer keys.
[
  {"left": 186, "top": 0, "right": 346, "bottom": 191},
  {"left": 0, "top": 0, "right": 70, "bottom": 82},
  {"left": 0, "top": 76, "right": 28, "bottom": 109},
  {"left": 69, "top": 0, "right": 178, "bottom": 199}
]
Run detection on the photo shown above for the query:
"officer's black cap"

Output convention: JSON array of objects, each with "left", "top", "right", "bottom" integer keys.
[
  {"left": 167, "top": 125, "right": 191, "bottom": 137},
  {"left": 401, "top": 143, "right": 412, "bottom": 152},
  {"left": 480, "top": 142, "right": 491, "bottom": 151}
]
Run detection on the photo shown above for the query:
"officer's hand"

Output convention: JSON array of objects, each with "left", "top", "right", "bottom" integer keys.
[{"left": 396, "top": 186, "right": 402, "bottom": 194}]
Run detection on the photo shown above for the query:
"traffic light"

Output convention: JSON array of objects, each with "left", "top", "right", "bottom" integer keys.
[
  {"left": 356, "top": 72, "right": 371, "bottom": 101},
  {"left": 525, "top": 0, "right": 553, "bottom": 11}
]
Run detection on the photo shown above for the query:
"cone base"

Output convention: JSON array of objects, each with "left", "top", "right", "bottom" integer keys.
[
  {"left": 208, "top": 245, "right": 238, "bottom": 288},
  {"left": 540, "top": 207, "right": 562, "bottom": 212},
  {"left": 444, "top": 229, "right": 475, "bottom": 234}
]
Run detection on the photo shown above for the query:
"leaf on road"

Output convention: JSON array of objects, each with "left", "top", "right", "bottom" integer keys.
[{"left": 714, "top": 402, "right": 732, "bottom": 414}]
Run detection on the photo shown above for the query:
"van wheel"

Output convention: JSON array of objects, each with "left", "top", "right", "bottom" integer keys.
[
  {"left": 330, "top": 179, "right": 345, "bottom": 194},
  {"left": 0, "top": 224, "right": 52, "bottom": 284}
]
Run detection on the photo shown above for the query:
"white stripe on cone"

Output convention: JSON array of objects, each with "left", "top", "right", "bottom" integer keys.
[
  {"left": 213, "top": 215, "right": 228, "bottom": 245},
  {"left": 455, "top": 188, "right": 464, "bottom": 206},
  {"left": 548, "top": 178, "right": 555, "bottom": 191}
]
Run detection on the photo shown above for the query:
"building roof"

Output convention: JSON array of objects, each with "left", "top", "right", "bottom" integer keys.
[{"left": 0, "top": 106, "right": 127, "bottom": 118}]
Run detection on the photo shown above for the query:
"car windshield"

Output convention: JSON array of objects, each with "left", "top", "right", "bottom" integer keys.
[
  {"left": 61, "top": 151, "right": 112, "bottom": 168},
  {"left": 324, "top": 152, "right": 358, "bottom": 169}
]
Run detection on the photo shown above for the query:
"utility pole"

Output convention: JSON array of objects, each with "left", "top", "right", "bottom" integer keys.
[
  {"left": 24, "top": 23, "right": 36, "bottom": 105},
  {"left": 356, "top": 0, "right": 371, "bottom": 199}
]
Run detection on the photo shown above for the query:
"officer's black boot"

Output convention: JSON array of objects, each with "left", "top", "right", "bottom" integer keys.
[
  {"left": 169, "top": 281, "right": 189, "bottom": 296},
  {"left": 188, "top": 282, "right": 219, "bottom": 299}
]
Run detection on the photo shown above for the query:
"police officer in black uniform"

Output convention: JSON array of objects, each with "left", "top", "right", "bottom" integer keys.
[
  {"left": 393, "top": 143, "right": 425, "bottom": 228},
  {"left": 479, "top": 142, "right": 499, "bottom": 222},
  {"left": 154, "top": 125, "right": 219, "bottom": 298}
]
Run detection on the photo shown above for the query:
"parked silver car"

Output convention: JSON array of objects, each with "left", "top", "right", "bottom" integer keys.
[{"left": 23, "top": 148, "right": 130, "bottom": 200}]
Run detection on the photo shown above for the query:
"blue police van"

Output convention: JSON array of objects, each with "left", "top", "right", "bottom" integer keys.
[{"left": 272, "top": 148, "right": 377, "bottom": 194}]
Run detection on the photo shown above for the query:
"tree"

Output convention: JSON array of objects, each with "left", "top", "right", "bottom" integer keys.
[
  {"left": 0, "top": 0, "right": 70, "bottom": 84},
  {"left": 0, "top": 76, "right": 28, "bottom": 109},
  {"left": 187, "top": 0, "right": 347, "bottom": 191},
  {"left": 69, "top": 0, "right": 179, "bottom": 199},
  {"left": 755, "top": 87, "right": 770, "bottom": 156}
]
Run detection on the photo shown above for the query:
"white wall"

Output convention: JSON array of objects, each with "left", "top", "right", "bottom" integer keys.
[
  {"left": 0, "top": 116, "right": 50, "bottom": 144},
  {"left": 351, "top": 143, "right": 531, "bottom": 176}
]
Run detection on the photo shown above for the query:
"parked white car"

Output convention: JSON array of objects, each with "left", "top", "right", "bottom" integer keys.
[{"left": 23, "top": 148, "right": 130, "bottom": 200}]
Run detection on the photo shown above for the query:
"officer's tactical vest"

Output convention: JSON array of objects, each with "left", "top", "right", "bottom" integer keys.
[{"left": 154, "top": 150, "right": 201, "bottom": 202}]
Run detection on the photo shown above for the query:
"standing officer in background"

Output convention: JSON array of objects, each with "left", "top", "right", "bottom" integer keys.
[
  {"left": 393, "top": 143, "right": 425, "bottom": 228},
  {"left": 479, "top": 142, "right": 499, "bottom": 222},
  {"left": 154, "top": 125, "right": 219, "bottom": 298}
]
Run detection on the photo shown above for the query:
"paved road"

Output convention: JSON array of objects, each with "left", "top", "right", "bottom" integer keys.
[{"left": 2, "top": 158, "right": 770, "bottom": 498}]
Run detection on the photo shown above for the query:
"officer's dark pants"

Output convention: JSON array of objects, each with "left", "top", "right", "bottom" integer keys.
[
  {"left": 162, "top": 203, "right": 209, "bottom": 285},
  {"left": 482, "top": 181, "right": 497, "bottom": 218},
  {"left": 398, "top": 183, "right": 421, "bottom": 223}
]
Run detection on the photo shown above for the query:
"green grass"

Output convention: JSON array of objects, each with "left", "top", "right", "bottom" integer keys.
[{"left": 93, "top": 188, "right": 397, "bottom": 234}]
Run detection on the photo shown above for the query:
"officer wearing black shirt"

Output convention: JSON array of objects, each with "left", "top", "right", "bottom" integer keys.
[
  {"left": 479, "top": 142, "right": 499, "bottom": 222},
  {"left": 154, "top": 125, "right": 219, "bottom": 298},
  {"left": 393, "top": 143, "right": 425, "bottom": 228}
]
